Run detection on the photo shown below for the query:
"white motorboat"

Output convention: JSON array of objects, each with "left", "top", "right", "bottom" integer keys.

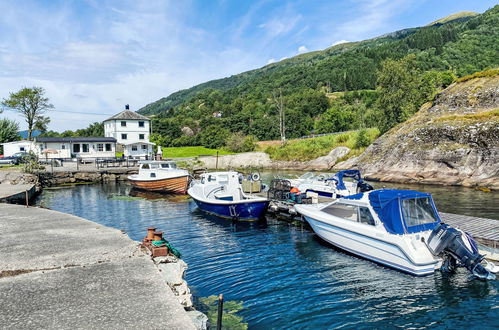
[
  {"left": 127, "top": 160, "right": 189, "bottom": 194},
  {"left": 188, "top": 171, "right": 269, "bottom": 220},
  {"left": 295, "top": 189, "right": 496, "bottom": 279},
  {"left": 289, "top": 170, "right": 373, "bottom": 198}
]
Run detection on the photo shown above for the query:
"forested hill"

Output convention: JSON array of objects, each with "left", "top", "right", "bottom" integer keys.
[{"left": 138, "top": 6, "right": 498, "bottom": 148}]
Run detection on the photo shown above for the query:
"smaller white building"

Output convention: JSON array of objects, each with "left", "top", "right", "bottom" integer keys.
[
  {"left": 34, "top": 137, "right": 117, "bottom": 159},
  {"left": 104, "top": 105, "right": 154, "bottom": 159},
  {"left": 1, "top": 140, "right": 35, "bottom": 157}
]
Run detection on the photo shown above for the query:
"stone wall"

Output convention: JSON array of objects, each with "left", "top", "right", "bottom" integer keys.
[{"left": 37, "top": 169, "right": 138, "bottom": 186}]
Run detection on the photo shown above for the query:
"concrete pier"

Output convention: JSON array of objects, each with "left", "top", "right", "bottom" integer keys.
[{"left": 0, "top": 204, "right": 196, "bottom": 330}]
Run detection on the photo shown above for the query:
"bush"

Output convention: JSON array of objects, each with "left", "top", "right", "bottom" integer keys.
[
  {"left": 226, "top": 132, "right": 257, "bottom": 153},
  {"left": 354, "top": 129, "right": 371, "bottom": 148}
]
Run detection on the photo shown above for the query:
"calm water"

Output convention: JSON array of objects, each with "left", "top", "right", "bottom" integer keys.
[{"left": 36, "top": 182, "right": 499, "bottom": 329}]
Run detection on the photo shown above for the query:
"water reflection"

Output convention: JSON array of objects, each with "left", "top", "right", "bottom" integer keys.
[{"left": 36, "top": 182, "right": 499, "bottom": 329}]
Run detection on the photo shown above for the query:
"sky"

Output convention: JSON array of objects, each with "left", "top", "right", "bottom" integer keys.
[{"left": 0, "top": 0, "right": 497, "bottom": 132}]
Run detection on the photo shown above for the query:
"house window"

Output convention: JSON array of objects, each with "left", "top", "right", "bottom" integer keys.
[
  {"left": 105, "top": 144, "right": 112, "bottom": 151},
  {"left": 139, "top": 134, "right": 145, "bottom": 140},
  {"left": 61, "top": 145, "right": 66, "bottom": 150},
  {"left": 131, "top": 145, "right": 138, "bottom": 151},
  {"left": 121, "top": 121, "right": 127, "bottom": 127},
  {"left": 138, "top": 121, "right": 145, "bottom": 127},
  {"left": 97, "top": 144, "right": 104, "bottom": 152},
  {"left": 82, "top": 144, "right": 89, "bottom": 153},
  {"left": 121, "top": 134, "right": 127, "bottom": 140},
  {"left": 141, "top": 144, "right": 147, "bottom": 150},
  {"left": 73, "top": 144, "right": 80, "bottom": 153}
]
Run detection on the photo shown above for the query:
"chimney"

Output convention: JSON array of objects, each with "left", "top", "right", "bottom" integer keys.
[{"left": 125, "top": 104, "right": 130, "bottom": 110}]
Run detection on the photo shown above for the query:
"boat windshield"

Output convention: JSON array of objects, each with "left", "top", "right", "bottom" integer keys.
[
  {"left": 401, "top": 197, "right": 439, "bottom": 227},
  {"left": 299, "top": 172, "right": 315, "bottom": 180}
]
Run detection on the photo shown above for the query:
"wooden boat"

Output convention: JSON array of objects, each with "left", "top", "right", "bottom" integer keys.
[{"left": 127, "top": 161, "right": 189, "bottom": 194}]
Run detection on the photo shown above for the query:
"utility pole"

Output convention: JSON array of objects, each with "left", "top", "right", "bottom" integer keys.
[{"left": 272, "top": 88, "right": 286, "bottom": 142}]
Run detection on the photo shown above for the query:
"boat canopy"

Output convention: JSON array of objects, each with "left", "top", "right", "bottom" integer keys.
[
  {"left": 344, "top": 189, "right": 441, "bottom": 235},
  {"left": 333, "top": 170, "right": 362, "bottom": 190}
]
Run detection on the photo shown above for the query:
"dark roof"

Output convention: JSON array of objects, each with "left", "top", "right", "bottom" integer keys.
[
  {"left": 104, "top": 110, "right": 149, "bottom": 121},
  {"left": 35, "top": 137, "right": 117, "bottom": 143}
]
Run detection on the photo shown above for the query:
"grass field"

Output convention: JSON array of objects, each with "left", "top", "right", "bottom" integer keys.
[
  {"left": 162, "top": 146, "right": 234, "bottom": 158},
  {"left": 263, "top": 128, "right": 380, "bottom": 161}
]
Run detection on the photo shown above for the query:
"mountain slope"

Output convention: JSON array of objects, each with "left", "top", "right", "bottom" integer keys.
[
  {"left": 139, "top": 6, "right": 498, "bottom": 117},
  {"left": 337, "top": 69, "right": 499, "bottom": 189}
]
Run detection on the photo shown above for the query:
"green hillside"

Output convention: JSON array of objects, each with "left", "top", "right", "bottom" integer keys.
[
  {"left": 139, "top": 6, "right": 499, "bottom": 150},
  {"left": 427, "top": 11, "right": 478, "bottom": 26}
]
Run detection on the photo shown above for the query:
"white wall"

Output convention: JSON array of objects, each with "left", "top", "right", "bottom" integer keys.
[
  {"left": 1, "top": 141, "right": 34, "bottom": 157},
  {"left": 35, "top": 142, "right": 116, "bottom": 159},
  {"left": 124, "top": 143, "right": 153, "bottom": 159},
  {"left": 104, "top": 119, "right": 150, "bottom": 144}
]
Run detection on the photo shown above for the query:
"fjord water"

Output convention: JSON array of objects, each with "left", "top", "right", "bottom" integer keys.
[{"left": 37, "top": 183, "right": 498, "bottom": 329}]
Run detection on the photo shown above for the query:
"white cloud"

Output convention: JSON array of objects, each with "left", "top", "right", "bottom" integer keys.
[
  {"left": 259, "top": 14, "right": 302, "bottom": 37},
  {"left": 297, "top": 45, "right": 308, "bottom": 53},
  {"left": 267, "top": 58, "right": 277, "bottom": 64}
]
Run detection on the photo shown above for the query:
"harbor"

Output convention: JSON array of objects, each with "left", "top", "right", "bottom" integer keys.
[{"left": 29, "top": 180, "right": 499, "bottom": 329}]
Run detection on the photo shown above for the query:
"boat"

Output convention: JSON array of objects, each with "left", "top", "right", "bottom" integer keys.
[
  {"left": 288, "top": 169, "right": 373, "bottom": 198},
  {"left": 295, "top": 189, "right": 497, "bottom": 279},
  {"left": 127, "top": 160, "right": 189, "bottom": 194},
  {"left": 188, "top": 171, "right": 269, "bottom": 220}
]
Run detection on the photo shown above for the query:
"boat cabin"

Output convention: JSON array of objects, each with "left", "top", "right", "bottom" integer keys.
[
  {"left": 197, "top": 171, "right": 248, "bottom": 201},
  {"left": 328, "top": 189, "right": 442, "bottom": 235},
  {"left": 139, "top": 160, "right": 178, "bottom": 170}
]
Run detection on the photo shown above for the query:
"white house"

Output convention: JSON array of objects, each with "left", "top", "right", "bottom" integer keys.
[
  {"left": 1, "top": 140, "right": 35, "bottom": 157},
  {"left": 33, "top": 137, "right": 117, "bottom": 159},
  {"left": 104, "top": 105, "right": 154, "bottom": 159}
]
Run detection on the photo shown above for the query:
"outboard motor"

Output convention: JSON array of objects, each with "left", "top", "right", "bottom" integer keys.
[
  {"left": 357, "top": 179, "right": 374, "bottom": 193},
  {"left": 427, "top": 223, "right": 496, "bottom": 280}
]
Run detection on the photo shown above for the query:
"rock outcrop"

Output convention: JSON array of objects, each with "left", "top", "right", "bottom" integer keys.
[{"left": 336, "top": 73, "right": 499, "bottom": 189}]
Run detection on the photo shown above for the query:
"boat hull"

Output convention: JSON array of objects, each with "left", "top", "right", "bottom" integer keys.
[
  {"left": 128, "top": 175, "right": 189, "bottom": 194},
  {"left": 304, "top": 216, "right": 439, "bottom": 276},
  {"left": 192, "top": 198, "right": 269, "bottom": 221}
]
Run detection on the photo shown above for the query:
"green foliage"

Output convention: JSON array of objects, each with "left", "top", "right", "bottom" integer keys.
[
  {"left": 456, "top": 68, "right": 499, "bottom": 83},
  {"left": 225, "top": 132, "right": 257, "bottom": 153},
  {"left": 22, "top": 151, "right": 44, "bottom": 173},
  {"left": 40, "top": 122, "right": 104, "bottom": 138},
  {"left": 265, "top": 128, "right": 379, "bottom": 161},
  {"left": 0, "top": 118, "right": 19, "bottom": 154},
  {"left": 374, "top": 56, "right": 453, "bottom": 132},
  {"left": 197, "top": 296, "right": 248, "bottom": 330},
  {"left": 354, "top": 129, "right": 371, "bottom": 148},
  {"left": 199, "top": 125, "right": 230, "bottom": 149},
  {"left": 2, "top": 87, "right": 53, "bottom": 140},
  {"left": 162, "top": 146, "right": 233, "bottom": 158}
]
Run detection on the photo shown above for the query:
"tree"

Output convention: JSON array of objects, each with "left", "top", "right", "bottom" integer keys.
[
  {"left": 0, "top": 118, "right": 19, "bottom": 154},
  {"left": 34, "top": 116, "right": 51, "bottom": 134},
  {"left": 2, "top": 87, "right": 53, "bottom": 140},
  {"left": 375, "top": 55, "right": 423, "bottom": 133},
  {"left": 272, "top": 89, "right": 286, "bottom": 141}
]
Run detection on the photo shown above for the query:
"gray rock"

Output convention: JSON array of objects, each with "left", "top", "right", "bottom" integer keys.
[
  {"left": 186, "top": 310, "right": 209, "bottom": 330},
  {"left": 158, "top": 262, "right": 186, "bottom": 285}
]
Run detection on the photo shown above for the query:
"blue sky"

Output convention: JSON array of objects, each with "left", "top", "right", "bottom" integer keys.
[{"left": 0, "top": 0, "right": 497, "bottom": 131}]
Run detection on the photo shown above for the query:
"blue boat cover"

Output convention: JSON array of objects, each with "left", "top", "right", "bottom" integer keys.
[
  {"left": 334, "top": 170, "right": 362, "bottom": 190},
  {"left": 367, "top": 189, "right": 441, "bottom": 235}
]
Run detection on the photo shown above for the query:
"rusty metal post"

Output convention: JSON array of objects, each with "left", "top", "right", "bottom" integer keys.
[
  {"left": 25, "top": 190, "right": 29, "bottom": 207},
  {"left": 216, "top": 151, "right": 219, "bottom": 170},
  {"left": 146, "top": 227, "right": 157, "bottom": 241},
  {"left": 217, "top": 294, "right": 223, "bottom": 330},
  {"left": 153, "top": 231, "right": 163, "bottom": 242}
]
